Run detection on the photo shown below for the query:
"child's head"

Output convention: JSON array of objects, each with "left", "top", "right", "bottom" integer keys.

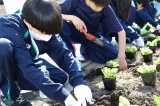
[
  {"left": 86, "top": 0, "right": 111, "bottom": 12},
  {"left": 134, "top": 0, "right": 150, "bottom": 9},
  {"left": 112, "top": 0, "right": 131, "bottom": 21},
  {"left": 22, "top": 0, "right": 62, "bottom": 35}
]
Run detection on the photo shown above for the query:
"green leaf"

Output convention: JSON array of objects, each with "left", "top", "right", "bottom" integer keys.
[
  {"left": 148, "top": 33, "right": 155, "bottom": 38},
  {"left": 106, "top": 59, "right": 119, "bottom": 67},
  {"left": 154, "top": 59, "right": 160, "bottom": 65},
  {"left": 125, "top": 46, "right": 137, "bottom": 53},
  {"left": 119, "top": 96, "right": 130, "bottom": 106},
  {"left": 156, "top": 36, "right": 160, "bottom": 41},
  {"left": 153, "top": 95, "right": 160, "bottom": 106},
  {"left": 140, "top": 48, "right": 153, "bottom": 55},
  {"left": 146, "top": 40, "right": 157, "bottom": 46},
  {"left": 137, "top": 65, "right": 156, "bottom": 73},
  {"left": 101, "top": 67, "right": 118, "bottom": 79}
]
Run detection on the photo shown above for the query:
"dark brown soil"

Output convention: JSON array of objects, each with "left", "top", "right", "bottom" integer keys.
[{"left": 83, "top": 47, "right": 160, "bottom": 106}]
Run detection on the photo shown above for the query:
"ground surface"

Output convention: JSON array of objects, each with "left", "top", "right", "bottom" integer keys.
[{"left": 30, "top": 47, "right": 160, "bottom": 106}]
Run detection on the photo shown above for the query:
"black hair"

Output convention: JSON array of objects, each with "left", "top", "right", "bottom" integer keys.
[
  {"left": 134, "top": 0, "right": 150, "bottom": 9},
  {"left": 22, "top": 0, "right": 62, "bottom": 34},
  {"left": 112, "top": 0, "right": 131, "bottom": 21},
  {"left": 90, "top": 0, "right": 111, "bottom": 7}
]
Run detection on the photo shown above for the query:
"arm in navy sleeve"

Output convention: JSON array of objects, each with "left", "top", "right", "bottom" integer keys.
[
  {"left": 46, "top": 35, "right": 84, "bottom": 88},
  {"left": 101, "top": 5, "right": 123, "bottom": 33},
  {"left": 136, "top": 8, "right": 158, "bottom": 27},
  {"left": 0, "top": 26, "right": 70, "bottom": 103}
]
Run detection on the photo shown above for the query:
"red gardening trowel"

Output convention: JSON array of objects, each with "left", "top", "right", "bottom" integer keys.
[
  {"left": 81, "top": 29, "right": 104, "bottom": 46},
  {"left": 81, "top": 29, "right": 95, "bottom": 41}
]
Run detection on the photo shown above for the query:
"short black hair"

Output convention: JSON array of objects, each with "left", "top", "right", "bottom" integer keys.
[
  {"left": 112, "top": 0, "right": 131, "bottom": 21},
  {"left": 134, "top": 0, "right": 150, "bottom": 9},
  {"left": 22, "top": 0, "right": 62, "bottom": 34},
  {"left": 90, "top": 0, "right": 111, "bottom": 7}
]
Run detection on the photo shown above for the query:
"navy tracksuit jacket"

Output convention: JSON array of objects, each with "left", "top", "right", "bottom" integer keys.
[
  {"left": 0, "top": 11, "right": 84, "bottom": 103},
  {"left": 59, "top": 0, "right": 124, "bottom": 63}
]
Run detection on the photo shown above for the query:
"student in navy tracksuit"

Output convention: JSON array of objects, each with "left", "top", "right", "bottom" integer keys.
[
  {"left": 59, "top": 0, "right": 127, "bottom": 71},
  {"left": 0, "top": 0, "right": 94, "bottom": 106},
  {"left": 134, "top": 0, "right": 160, "bottom": 30},
  {"left": 109, "top": 0, "right": 144, "bottom": 47}
]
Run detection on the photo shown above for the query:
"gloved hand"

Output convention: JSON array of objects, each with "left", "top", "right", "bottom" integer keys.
[
  {"left": 74, "top": 85, "right": 95, "bottom": 106},
  {"left": 132, "top": 37, "right": 145, "bottom": 48},
  {"left": 64, "top": 94, "right": 81, "bottom": 106},
  {"left": 156, "top": 24, "right": 160, "bottom": 30}
]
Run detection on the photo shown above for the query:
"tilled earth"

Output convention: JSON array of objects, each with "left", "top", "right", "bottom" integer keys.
[
  {"left": 84, "top": 48, "right": 160, "bottom": 106},
  {"left": 31, "top": 47, "right": 160, "bottom": 106}
]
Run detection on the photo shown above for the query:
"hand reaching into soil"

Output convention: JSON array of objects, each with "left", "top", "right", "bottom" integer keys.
[{"left": 118, "top": 54, "right": 128, "bottom": 71}]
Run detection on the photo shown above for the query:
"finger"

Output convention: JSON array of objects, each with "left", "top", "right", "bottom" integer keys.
[
  {"left": 81, "top": 98, "right": 87, "bottom": 106},
  {"left": 79, "top": 25, "right": 83, "bottom": 32},
  {"left": 82, "top": 22, "right": 87, "bottom": 32},
  {"left": 75, "top": 25, "right": 79, "bottom": 31},
  {"left": 86, "top": 97, "right": 95, "bottom": 105}
]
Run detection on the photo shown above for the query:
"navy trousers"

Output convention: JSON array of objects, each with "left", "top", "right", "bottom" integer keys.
[
  {"left": 0, "top": 38, "right": 68, "bottom": 100},
  {"left": 59, "top": 20, "right": 118, "bottom": 64}
]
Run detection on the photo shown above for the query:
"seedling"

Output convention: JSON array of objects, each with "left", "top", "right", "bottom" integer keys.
[
  {"left": 153, "top": 95, "right": 160, "bottom": 106},
  {"left": 125, "top": 46, "right": 137, "bottom": 53},
  {"left": 140, "top": 47, "right": 153, "bottom": 55},
  {"left": 146, "top": 41, "right": 157, "bottom": 46},
  {"left": 156, "top": 36, "right": 160, "bottom": 41},
  {"left": 137, "top": 64, "right": 156, "bottom": 74},
  {"left": 148, "top": 33, "right": 156, "bottom": 38},
  {"left": 106, "top": 59, "right": 119, "bottom": 68},
  {"left": 119, "top": 96, "right": 138, "bottom": 106},
  {"left": 154, "top": 59, "right": 160, "bottom": 65},
  {"left": 101, "top": 67, "right": 118, "bottom": 79}
]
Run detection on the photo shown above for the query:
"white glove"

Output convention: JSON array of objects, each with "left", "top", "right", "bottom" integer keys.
[
  {"left": 135, "top": 37, "right": 145, "bottom": 47},
  {"left": 156, "top": 24, "right": 160, "bottom": 30},
  {"left": 64, "top": 94, "right": 81, "bottom": 106},
  {"left": 74, "top": 85, "right": 95, "bottom": 106}
]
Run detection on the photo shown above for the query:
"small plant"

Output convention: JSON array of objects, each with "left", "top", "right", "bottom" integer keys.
[
  {"left": 146, "top": 41, "right": 157, "bottom": 46},
  {"left": 119, "top": 96, "right": 138, "bottom": 106},
  {"left": 125, "top": 46, "right": 137, "bottom": 53},
  {"left": 154, "top": 59, "right": 160, "bottom": 65},
  {"left": 156, "top": 36, "right": 160, "bottom": 41},
  {"left": 101, "top": 67, "right": 118, "bottom": 79},
  {"left": 148, "top": 33, "right": 156, "bottom": 38},
  {"left": 153, "top": 95, "right": 160, "bottom": 106},
  {"left": 137, "top": 64, "right": 156, "bottom": 74},
  {"left": 106, "top": 59, "right": 119, "bottom": 68},
  {"left": 140, "top": 47, "right": 153, "bottom": 55}
]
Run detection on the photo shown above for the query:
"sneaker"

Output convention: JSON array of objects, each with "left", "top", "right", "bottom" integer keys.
[
  {"left": 132, "top": 37, "right": 145, "bottom": 48},
  {"left": 0, "top": 94, "right": 32, "bottom": 106},
  {"left": 74, "top": 43, "right": 85, "bottom": 62}
]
